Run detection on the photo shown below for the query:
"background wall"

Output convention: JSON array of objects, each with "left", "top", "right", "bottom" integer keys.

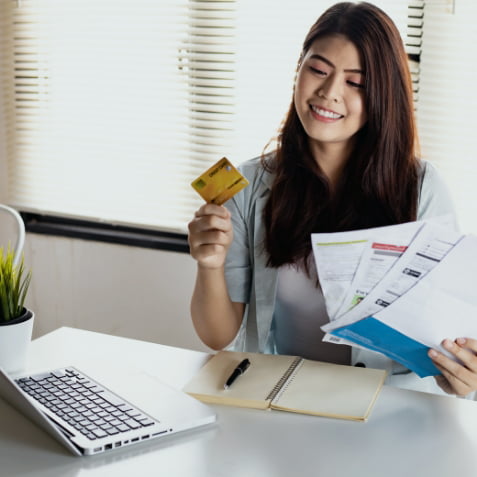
[{"left": 22, "top": 232, "right": 211, "bottom": 353}]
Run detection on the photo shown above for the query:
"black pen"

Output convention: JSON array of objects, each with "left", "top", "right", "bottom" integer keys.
[{"left": 224, "top": 358, "right": 250, "bottom": 389}]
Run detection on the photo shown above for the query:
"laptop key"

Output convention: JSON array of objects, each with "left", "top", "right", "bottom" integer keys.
[
  {"left": 124, "top": 419, "right": 141, "bottom": 430},
  {"left": 92, "top": 428, "right": 108, "bottom": 439},
  {"left": 91, "top": 418, "right": 107, "bottom": 426},
  {"left": 106, "top": 427, "right": 120, "bottom": 435},
  {"left": 30, "top": 372, "right": 54, "bottom": 382},
  {"left": 137, "top": 417, "right": 155, "bottom": 426},
  {"left": 98, "top": 391, "right": 125, "bottom": 407}
]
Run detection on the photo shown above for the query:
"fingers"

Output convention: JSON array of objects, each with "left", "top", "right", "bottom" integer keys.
[
  {"left": 454, "top": 337, "right": 477, "bottom": 355},
  {"left": 433, "top": 374, "right": 455, "bottom": 395},
  {"left": 194, "top": 203, "right": 231, "bottom": 220},
  {"left": 188, "top": 204, "right": 233, "bottom": 269},
  {"left": 188, "top": 204, "right": 232, "bottom": 240},
  {"left": 428, "top": 338, "right": 477, "bottom": 396},
  {"left": 431, "top": 361, "right": 473, "bottom": 397}
]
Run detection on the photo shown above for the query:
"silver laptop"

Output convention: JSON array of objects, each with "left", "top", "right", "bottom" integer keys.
[{"left": 0, "top": 365, "right": 216, "bottom": 456}]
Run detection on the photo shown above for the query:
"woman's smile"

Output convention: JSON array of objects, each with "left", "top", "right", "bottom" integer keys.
[{"left": 309, "top": 104, "right": 344, "bottom": 122}]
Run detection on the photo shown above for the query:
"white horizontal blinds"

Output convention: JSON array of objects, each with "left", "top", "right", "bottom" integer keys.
[
  {"left": 0, "top": 2, "right": 13, "bottom": 201},
  {"left": 406, "top": 1, "right": 424, "bottom": 107},
  {"left": 406, "top": 1, "right": 424, "bottom": 57},
  {"left": 184, "top": 1, "right": 237, "bottom": 177},
  {"left": 2, "top": 0, "right": 201, "bottom": 232},
  {"left": 0, "top": 1, "right": 417, "bottom": 232},
  {"left": 417, "top": 2, "right": 477, "bottom": 233}
]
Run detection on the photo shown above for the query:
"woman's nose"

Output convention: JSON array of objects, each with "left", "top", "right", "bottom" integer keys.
[{"left": 317, "top": 76, "right": 342, "bottom": 103}]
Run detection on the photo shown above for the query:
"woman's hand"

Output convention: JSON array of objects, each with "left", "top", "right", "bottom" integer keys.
[
  {"left": 429, "top": 338, "right": 477, "bottom": 396},
  {"left": 188, "top": 203, "right": 233, "bottom": 270}
]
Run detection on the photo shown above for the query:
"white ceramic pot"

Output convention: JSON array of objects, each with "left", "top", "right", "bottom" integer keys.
[{"left": 0, "top": 308, "right": 34, "bottom": 374}]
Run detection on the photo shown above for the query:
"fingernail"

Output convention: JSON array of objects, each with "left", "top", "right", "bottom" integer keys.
[
  {"left": 443, "top": 339, "right": 454, "bottom": 350},
  {"left": 428, "top": 349, "right": 438, "bottom": 358},
  {"left": 457, "top": 338, "right": 467, "bottom": 345}
]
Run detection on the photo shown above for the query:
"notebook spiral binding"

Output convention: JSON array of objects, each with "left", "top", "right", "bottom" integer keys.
[{"left": 265, "top": 357, "right": 303, "bottom": 402}]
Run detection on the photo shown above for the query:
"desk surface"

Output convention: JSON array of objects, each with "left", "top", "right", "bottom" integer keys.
[{"left": 1, "top": 327, "right": 477, "bottom": 477}]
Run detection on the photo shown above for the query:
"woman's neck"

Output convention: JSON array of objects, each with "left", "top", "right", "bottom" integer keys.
[{"left": 308, "top": 140, "right": 354, "bottom": 191}]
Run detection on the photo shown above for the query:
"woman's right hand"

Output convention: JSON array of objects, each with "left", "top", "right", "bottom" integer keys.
[{"left": 188, "top": 203, "right": 233, "bottom": 269}]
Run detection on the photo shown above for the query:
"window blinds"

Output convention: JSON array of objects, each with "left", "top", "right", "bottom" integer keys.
[
  {"left": 417, "top": 1, "right": 477, "bottom": 234},
  {"left": 0, "top": 0, "right": 416, "bottom": 233}
]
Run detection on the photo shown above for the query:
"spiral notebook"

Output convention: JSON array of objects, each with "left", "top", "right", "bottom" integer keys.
[{"left": 183, "top": 351, "right": 386, "bottom": 422}]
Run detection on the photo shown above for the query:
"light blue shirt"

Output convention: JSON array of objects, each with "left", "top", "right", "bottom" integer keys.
[{"left": 224, "top": 155, "right": 458, "bottom": 394}]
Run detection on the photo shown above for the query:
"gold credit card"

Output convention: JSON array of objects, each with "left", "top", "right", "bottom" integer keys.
[{"left": 191, "top": 157, "right": 249, "bottom": 205}]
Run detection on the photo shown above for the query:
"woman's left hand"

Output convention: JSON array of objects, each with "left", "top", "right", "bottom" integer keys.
[{"left": 429, "top": 338, "right": 477, "bottom": 396}]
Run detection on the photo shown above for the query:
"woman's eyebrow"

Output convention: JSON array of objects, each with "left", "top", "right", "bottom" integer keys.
[{"left": 309, "top": 54, "right": 364, "bottom": 75}]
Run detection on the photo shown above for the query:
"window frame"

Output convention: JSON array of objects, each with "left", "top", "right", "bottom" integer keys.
[{"left": 22, "top": 212, "right": 190, "bottom": 253}]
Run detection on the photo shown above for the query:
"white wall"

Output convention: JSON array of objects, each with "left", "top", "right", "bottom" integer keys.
[{"left": 23, "top": 232, "right": 211, "bottom": 353}]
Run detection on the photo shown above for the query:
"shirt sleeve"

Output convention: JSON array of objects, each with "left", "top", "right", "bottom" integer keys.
[
  {"left": 223, "top": 159, "right": 264, "bottom": 304},
  {"left": 224, "top": 191, "right": 252, "bottom": 304},
  {"left": 417, "top": 160, "right": 459, "bottom": 230}
]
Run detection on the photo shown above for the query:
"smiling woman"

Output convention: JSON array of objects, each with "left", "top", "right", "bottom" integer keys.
[
  {"left": 294, "top": 34, "right": 367, "bottom": 181},
  {"left": 187, "top": 1, "right": 477, "bottom": 398}
]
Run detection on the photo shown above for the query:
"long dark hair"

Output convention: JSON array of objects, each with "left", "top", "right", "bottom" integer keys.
[{"left": 263, "top": 2, "right": 419, "bottom": 269}]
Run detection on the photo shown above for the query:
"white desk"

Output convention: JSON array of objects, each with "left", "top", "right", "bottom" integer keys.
[{"left": 1, "top": 327, "right": 477, "bottom": 477}]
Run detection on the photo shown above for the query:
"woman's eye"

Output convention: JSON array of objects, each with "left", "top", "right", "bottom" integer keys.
[
  {"left": 309, "top": 66, "right": 326, "bottom": 76},
  {"left": 347, "top": 80, "right": 364, "bottom": 89}
]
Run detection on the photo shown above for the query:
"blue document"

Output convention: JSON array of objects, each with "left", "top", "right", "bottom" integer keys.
[{"left": 330, "top": 317, "right": 440, "bottom": 378}]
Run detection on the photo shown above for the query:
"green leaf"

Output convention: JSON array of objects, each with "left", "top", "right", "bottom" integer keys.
[{"left": 0, "top": 244, "right": 32, "bottom": 322}]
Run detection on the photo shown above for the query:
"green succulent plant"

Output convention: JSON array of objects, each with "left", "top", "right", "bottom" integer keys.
[{"left": 0, "top": 245, "right": 32, "bottom": 323}]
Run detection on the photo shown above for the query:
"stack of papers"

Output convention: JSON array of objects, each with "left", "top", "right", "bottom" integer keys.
[{"left": 311, "top": 217, "right": 477, "bottom": 377}]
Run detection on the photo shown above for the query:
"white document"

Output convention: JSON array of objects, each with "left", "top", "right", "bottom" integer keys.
[
  {"left": 311, "top": 220, "right": 425, "bottom": 321},
  {"left": 335, "top": 240, "right": 409, "bottom": 318},
  {"left": 323, "top": 221, "right": 463, "bottom": 334},
  {"left": 329, "top": 233, "right": 477, "bottom": 377},
  {"left": 317, "top": 229, "right": 477, "bottom": 377},
  {"left": 370, "top": 234, "right": 477, "bottom": 348}
]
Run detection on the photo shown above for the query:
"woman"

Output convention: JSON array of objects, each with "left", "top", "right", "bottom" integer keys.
[{"left": 188, "top": 2, "right": 477, "bottom": 397}]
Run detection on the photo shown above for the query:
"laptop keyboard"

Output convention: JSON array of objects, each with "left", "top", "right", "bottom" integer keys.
[{"left": 15, "top": 367, "right": 158, "bottom": 441}]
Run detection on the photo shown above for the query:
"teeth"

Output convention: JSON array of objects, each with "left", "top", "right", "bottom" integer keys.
[{"left": 311, "top": 105, "right": 342, "bottom": 119}]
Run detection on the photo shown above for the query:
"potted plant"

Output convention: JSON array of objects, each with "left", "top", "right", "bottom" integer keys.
[{"left": 0, "top": 245, "right": 33, "bottom": 374}]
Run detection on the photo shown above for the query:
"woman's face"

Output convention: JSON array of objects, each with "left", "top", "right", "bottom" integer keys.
[{"left": 294, "top": 34, "right": 367, "bottom": 157}]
